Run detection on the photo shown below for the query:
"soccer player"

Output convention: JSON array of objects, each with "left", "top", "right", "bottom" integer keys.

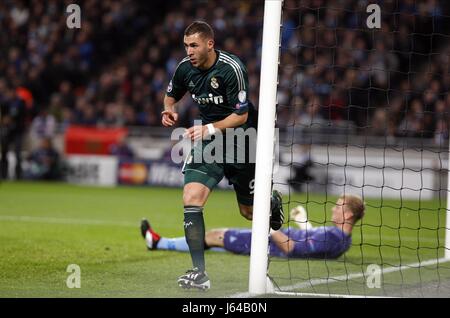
[
  {"left": 161, "top": 21, "right": 284, "bottom": 290},
  {"left": 141, "top": 194, "right": 365, "bottom": 260}
]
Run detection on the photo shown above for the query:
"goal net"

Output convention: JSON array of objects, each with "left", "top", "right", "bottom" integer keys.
[{"left": 255, "top": 0, "right": 450, "bottom": 297}]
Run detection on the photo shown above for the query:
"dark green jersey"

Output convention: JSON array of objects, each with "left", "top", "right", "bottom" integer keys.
[{"left": 166, "top": 50, "right": 254, "bottom": 125}]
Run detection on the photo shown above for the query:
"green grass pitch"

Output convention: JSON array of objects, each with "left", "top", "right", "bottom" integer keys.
[{"left": 0, "top": 181, "right": 449, "bottom": 297}]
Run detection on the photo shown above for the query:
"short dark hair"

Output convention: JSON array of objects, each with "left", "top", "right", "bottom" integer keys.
[
  {"left": 184, "top": 21, "right": 214, "bottom": 40},
  {"left": 340, "top": 194, "right": 365, "bottom": 223}
]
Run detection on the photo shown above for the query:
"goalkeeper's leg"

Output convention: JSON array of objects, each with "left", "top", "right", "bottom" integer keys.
[{"left": 140, "top": 219, "right": 161, "bottom": 250}]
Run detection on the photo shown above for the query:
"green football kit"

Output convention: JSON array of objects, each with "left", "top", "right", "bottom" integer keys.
[{"left": 166, "top": 50, "right": 257, "bottom": 206}]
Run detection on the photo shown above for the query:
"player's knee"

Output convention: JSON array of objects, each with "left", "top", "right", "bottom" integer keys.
[
  {"left": 183, "top": 190, "right": 206, "bottom": 206},
  {"left": 239, "top": 206, "right": 253, "bottom": 220}
]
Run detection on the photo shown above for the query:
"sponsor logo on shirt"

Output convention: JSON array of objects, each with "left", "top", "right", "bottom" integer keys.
[{"left": 192, "top": 93, "right": 224, "bottom": 105}]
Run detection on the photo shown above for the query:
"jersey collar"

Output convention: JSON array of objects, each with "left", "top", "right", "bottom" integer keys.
[{"left": 198, "top": 49, "right": 220, "bottom": 73}]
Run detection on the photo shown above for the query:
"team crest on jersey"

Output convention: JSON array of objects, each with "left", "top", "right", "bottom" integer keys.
[{"left": 210, "top": 77, "right": 219, "bottom": 89}]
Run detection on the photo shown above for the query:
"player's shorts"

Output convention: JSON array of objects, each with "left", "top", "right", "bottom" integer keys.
[
  {"left": 182, "top": 138, "right": 255, "bottom": 206},
  {"left": 223, "top": 229, "right": 286, "bottom": 257}
]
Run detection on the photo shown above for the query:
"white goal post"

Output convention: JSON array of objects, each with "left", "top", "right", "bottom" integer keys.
[{"left": 249, "top": 0, "right": 283, "bottom": 295}]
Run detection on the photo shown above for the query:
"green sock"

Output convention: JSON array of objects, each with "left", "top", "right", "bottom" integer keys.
[{"left": 184, "top": 205, "right": 205, "bottom": 272}]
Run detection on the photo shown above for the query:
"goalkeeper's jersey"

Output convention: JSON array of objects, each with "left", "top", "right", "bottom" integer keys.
[
  {"left": 224, "top": 226, "right": 352, "bottom": 259},
  {"left": 281, "top": 226, "right": 352, "bottom": 259},
  {"left": 166, "top": 49, "right": 256, "bottom": 127}
]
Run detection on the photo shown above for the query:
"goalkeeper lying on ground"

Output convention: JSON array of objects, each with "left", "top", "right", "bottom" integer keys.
[{"left": 141, "top": 194, "right": 365, "bottom": 259}]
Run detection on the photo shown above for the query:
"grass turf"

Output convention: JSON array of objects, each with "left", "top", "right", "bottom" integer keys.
[{"left": 0, "top": 181, "right": 448, "bottom": 297}]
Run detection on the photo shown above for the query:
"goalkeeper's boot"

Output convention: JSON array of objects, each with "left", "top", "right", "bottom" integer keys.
[
  {"left": 178, "top": 268, "right": 210, "bottom": 291},
  {"left": 270, "top": 190, "right": 284, "bottom": 231},
  {"left": 140, "top": 218, "right": 161, "bottom": 250}
]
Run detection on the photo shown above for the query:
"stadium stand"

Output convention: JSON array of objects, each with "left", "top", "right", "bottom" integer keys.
[{"left": 1, "top": 0, "right": 449, "bottom": 176}]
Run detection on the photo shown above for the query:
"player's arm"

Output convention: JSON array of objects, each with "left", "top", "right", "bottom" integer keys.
[
  {"left": 211, "top": 112, "right": 248, "bottom": 131},
  {"left": 185, "top": 112, "right": 248, "bottom": 141},
  {"left": 274, "top": 230, "right": 337, "bottom": 258},
  {"left": 162, "top": 95, "right": 179, "bottom": 127},
  {"left": 204, "top": 229, "right": 228, "bottom": 247},
  {"left": 270, "top": 230, "right": 295, "bottom": 255},
  {"left": 162, "top": 63, "right": 188, "bottom": 127}
]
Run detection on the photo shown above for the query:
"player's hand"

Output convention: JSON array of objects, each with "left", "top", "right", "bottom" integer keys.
[
  {"left": 184, "top": 125, "right": 208, "bottom": 141},
  {"left": 161, "top": 110, "right": 178, "bottom": 127}
]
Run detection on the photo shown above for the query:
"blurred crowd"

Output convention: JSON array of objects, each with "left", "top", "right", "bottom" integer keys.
[
  {"left": 1, "top": 0, "right": 449, "bottom": 171},
  {"left": 278, "top": 0, "right": 449, "bottom": 144}
]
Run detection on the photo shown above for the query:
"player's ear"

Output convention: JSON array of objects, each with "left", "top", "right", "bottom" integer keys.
[
  {"left": 344, "top": 209, "right": 354, "bottom": 222},
  {"left": 207, "top": 39, "right": 214, "bottom": 49}
]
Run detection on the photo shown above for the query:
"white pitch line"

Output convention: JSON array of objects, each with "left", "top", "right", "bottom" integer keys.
[
  {"left": 228, "top": 257, "right": 450, "bottom": 298},
  {"left": 0, "top": 215, "right": 137, "bottom": 227},
  {"left": 270, "top": 291, "right": 394, "bottom": 298}
]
